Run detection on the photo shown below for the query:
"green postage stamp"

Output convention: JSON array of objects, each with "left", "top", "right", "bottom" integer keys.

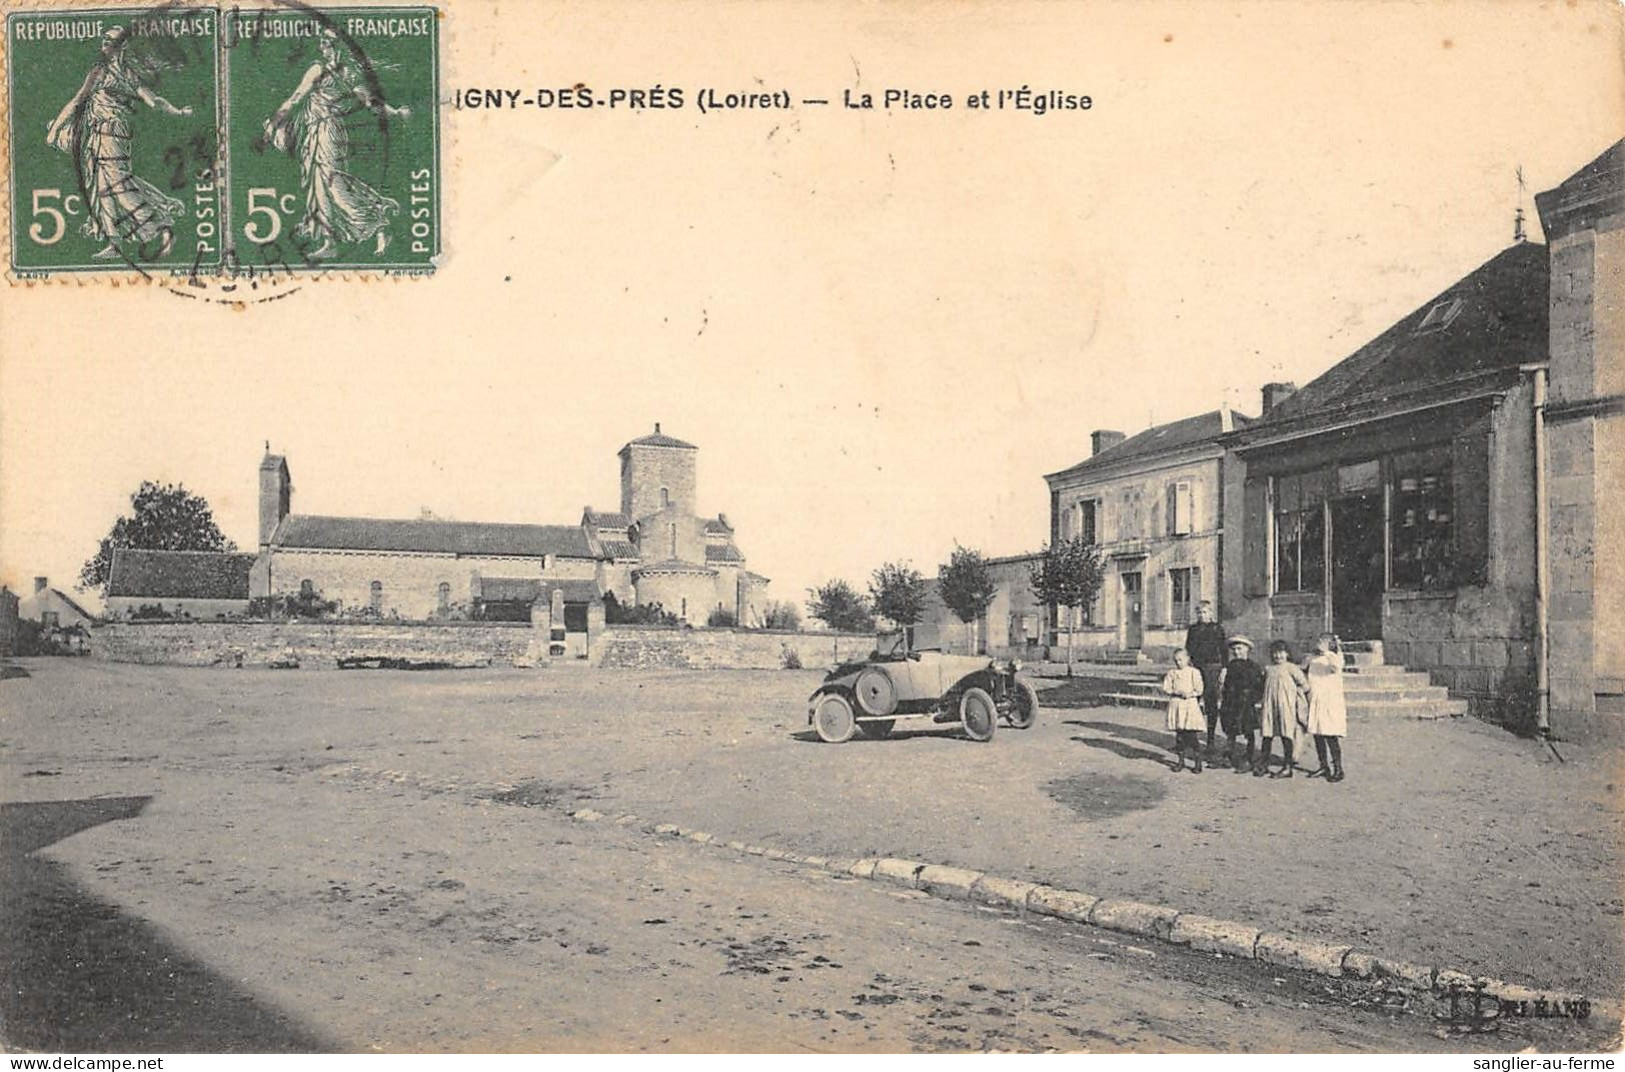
[{"left": 6, "top": 4, "right": 440, "bottom": 277}]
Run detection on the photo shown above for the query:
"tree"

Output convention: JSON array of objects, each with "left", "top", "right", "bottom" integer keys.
[
  {"left": 938, "top": 544, "right": 997, "bottom": 653},
  {"left": 80, "top": 481, "right": 237, "bottom": 593},
  {"left": 805, "top": 579, "right": 875, "bottom": 633},
  {"left": 761, "top": 600, "right": 802, "bottom": 631},
  {"left": 1027, "top": 535, "right": 1108, "bottom": 676},
  {"left": 869, "top": 561, "right": 927, "bottom": 649}
]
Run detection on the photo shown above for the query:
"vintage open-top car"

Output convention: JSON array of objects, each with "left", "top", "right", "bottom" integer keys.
[{"left": 807, "top": 636, "right": 1040, "bottom": 743}]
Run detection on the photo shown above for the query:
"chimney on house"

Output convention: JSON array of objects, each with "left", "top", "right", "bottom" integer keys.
[
  {"left": 1219, "top": 400, "right": 1234, "bottom": 434},
  {"left": 34, "top": 576, "right": 47, "bottom": 594},
  {"left": 1261, "top": 382, "right": 1298, "bottom": 415},
  {"left": 654, "top": 422, "right": 661, "bottom": 434},
  {"left": 1091, "top": 430, "right": 1126, "bottom": 457}
]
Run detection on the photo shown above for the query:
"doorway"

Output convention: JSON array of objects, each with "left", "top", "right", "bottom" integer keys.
[
  {"left": 1121, "top": 571, "right": 1143, "bottom": 650},
  {"left": 1330, "top": 495, "right": 1384, "bottom": 640}
]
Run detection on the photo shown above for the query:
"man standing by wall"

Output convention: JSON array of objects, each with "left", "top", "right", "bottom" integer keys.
[{"left": 1184, "top": 601, "right": 1228, "bottom": 759}]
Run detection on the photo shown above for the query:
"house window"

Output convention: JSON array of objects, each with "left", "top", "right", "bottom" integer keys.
[
  {"left": 438, "top": 582, "right": 451, "bottom": 611},
  {"left": 660, "top": 487, "right": 670, "bottom": 508},
  {"left": 42, "top": 611, "right": 59, "bottom": 629},
  {"left": 669, "top": 523, "right": 678, "bottom": 558},
  {"left": 370, "top": 581, "right": 383, "bottom": 613},
  {"left": 1273, "top": 472, "right": 1326, "bottom": 593},
  {"left": 1166, "top": 482, "right": 1194, "bottom": 536},
  {"left": 299, "top": 579, "right": 315, "bottom": 599},
  {"left": 1078, "top": 500, "right": 1098, "bottom": 545},
  {"left": 1119, "top": 489, "right": 1143, "bottom": 539},
  {"left": 1391, "top": 461, "right": 1454, "bottom": 590},
  {"left": 1169, "top": 568, "right": 1197, "bottom": 627}
]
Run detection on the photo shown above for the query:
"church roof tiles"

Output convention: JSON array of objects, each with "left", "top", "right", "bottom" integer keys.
[{"left": 273, "top": 515, "right": 596, "bottom": 559}]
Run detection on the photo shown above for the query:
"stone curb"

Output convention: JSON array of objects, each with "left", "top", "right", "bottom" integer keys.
[{"left": 563, "top": 808, "right": 1605, "bottom": 1016}]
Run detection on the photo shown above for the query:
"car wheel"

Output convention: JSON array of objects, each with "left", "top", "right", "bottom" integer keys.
[
  {"left": 1008, "top": 681, "right": 1040, "bottom": 729},
  {"left": 813, "top": 693, "right": 857, "bottom": 743},
  {"left": 854, "top": 667, "right": 898, "bottom": 716},
  {"left": 960, "top": 687, "right": 996, "bottom": 742},
  {"left": 857, "top": 719, "right": 895, "bottom": 740}
]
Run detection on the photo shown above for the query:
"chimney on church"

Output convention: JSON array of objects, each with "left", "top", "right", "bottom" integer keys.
[
  {"left": 1091, "top": 430, "right": 1126, "bottom": 457},
  {"left": 1261, "top": 382, "right": 1298, "bottom": 415}
]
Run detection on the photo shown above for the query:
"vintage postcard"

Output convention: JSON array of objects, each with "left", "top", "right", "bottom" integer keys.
[{"left": 0, "top": 0, "right": 1621, "bottom": 1059}]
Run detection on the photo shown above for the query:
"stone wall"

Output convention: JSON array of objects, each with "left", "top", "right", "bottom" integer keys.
[
  {"left": 591, "top": 626, "right": 873, "bottom": 670},
  {"left": 93, "top": 620, "right": 535, "bottom": 668}
]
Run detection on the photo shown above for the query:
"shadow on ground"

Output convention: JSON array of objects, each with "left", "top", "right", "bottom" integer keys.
[
  {"left": 1033, "top": 677, "right": 1135, "bottom": 709},
  {"left": 0, "top": 797, "right": 336, "bottom": 1053}
]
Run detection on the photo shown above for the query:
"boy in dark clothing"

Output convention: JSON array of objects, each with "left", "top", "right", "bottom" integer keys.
[
  {"left": 1217, "top": 635, "right": 1265, "bottom": 772},
  {"left": 1183, "top": 601, "right": 1228, "bottom": 757}
]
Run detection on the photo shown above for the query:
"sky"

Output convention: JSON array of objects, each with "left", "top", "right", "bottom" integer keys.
[{"left": 2, "top": 0, "right": 1621, "bottom": 608}]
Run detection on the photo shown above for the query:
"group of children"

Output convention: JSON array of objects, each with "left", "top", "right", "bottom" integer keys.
[{"left": 1161, "top": 632, "right": 1348, "bottom": 781}]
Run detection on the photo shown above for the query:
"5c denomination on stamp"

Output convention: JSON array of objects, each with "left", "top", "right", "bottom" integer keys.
[
  {"left": 8, "top": 6, "right": 223, "bottom": 276},
  {"left": 224, "top": 6, "right": 439, "bottom": 274}
]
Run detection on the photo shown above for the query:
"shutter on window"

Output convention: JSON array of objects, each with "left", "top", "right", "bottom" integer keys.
[
  {"left": 1243, "top": 477, "right": 1270, "bottom": 596},
  {"left": 1148, "top": 571, "right": 1165, "bottom": 627},
  {"left": 1452, "top": 426, "right": 1490, "bottom": 586},
  {"left": 1176, "top": 482, "right": 1194, "bottom": 535},
  {"left": 1189, "top": 482, "right": 1205, "bottom": 535}
]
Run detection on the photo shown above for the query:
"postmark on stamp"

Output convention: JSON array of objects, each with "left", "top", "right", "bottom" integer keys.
[
  {"left": 7, "top": 6, "right": 224, "bottom": 276},
  {"left": 223, "top": 6, "right": 439, "bottom": 275}
]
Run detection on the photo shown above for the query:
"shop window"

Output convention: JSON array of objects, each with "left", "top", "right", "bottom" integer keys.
[
  {"left": 1391, "top": 461, "right": 1454, "bottom": 590},
  {"left": 1169, "top": 567, "right": 1196, "bottom": 627},
  {"left": 1273, "top": 471, "right": 1326, "bottom": 593}
]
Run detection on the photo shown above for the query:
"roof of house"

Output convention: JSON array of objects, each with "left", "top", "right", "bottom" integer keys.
[
  {"left": 476, "top": 577, "right": 602, "bottom": 604},
  {"left": 273, "top": 515, "right": 597, "bottom": 559},
  {"left": 1046, "top": 409, "right": 1253, "bottom": 484},
  {"left": 107, "top": 549, "right": 257, "bottom": 600},
  {"left": 705, "top": 544, "right": 745, "bottom": 564},
  {"left": 1258, "top": 241, "right": 1548, "bottom": 427},
  {"left": 704, "top": 517, "right": 733, "bottom": 535}
]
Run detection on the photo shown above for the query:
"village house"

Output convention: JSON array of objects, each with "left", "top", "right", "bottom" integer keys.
[
  {"left": 18, "top": 577, "right": 96, "bottom": 630},
  {"left": 1220, "top": 233, "right": 1553, "bottom": 727},
  {"left": 105, "top": 548, "right": 257, "bottom": 619},
  {"left": 913, "top": 553, "right": 1045, "bottom": 657},
  {"left": 1041, "top": 409, "right": 1253, "bottom": 660}
]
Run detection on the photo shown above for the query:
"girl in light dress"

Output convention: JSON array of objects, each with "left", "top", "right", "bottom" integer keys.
[
  {"left": 1162, "top": 648, "right": 1206, "bottom": 774},
  {"left": 1305, "top": 632, "right": 1348, "bottom": 782},
  {"left": 1256, "top": 639, "right": 1309, "bottom": 778}
]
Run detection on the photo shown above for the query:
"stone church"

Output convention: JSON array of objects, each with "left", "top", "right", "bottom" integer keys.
[{"left": 249, "top": 426, "right": 770, "bottom": 628}]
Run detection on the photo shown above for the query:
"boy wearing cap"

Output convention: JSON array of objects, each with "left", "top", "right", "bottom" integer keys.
[{"left": 1216, "top": 635, "right": 1265, "bottom": 773}]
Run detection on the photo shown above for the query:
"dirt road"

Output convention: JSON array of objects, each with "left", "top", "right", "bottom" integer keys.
[{"left": 0, "top": 660, "right": 1618, "bottom": 1052}]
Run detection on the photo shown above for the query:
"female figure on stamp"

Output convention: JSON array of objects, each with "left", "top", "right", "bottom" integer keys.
[
  {"left": 263, "top": 28, "right": 411, "bottom": 260},
  {"left": 46, "top": 26, "right": 191, "bottom": 260}
]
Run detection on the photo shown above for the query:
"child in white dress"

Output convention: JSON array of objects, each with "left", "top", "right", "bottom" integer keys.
[
  {"left": 1162, "top": 648, "right": 1206, "bottom": 774},
  {"left": 1305, "top": 632, "right": 1348, "bottom": 782}
]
